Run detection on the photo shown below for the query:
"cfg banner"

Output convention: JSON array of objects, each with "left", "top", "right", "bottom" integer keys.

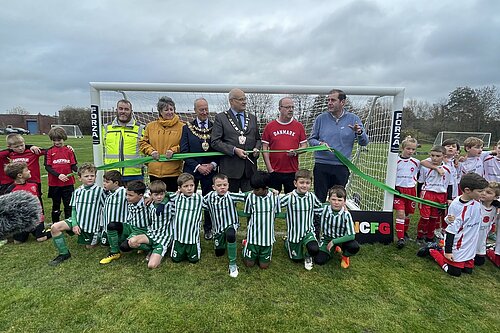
[{"left": 352, "top": 211, "right": 393, "bottom": 245}]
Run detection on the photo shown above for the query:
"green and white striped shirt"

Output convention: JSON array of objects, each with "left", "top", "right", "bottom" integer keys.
[
  {"left": 320, "top": 206, "right": 355, "bottom": 239},
  {"left": 102, "top": 186, "right": 128, "bottom": 232},
  {"left": 281, "top": 190, "right": 323, "bottom": 243},
  {"left": 70, "top": 184, "right": 106, "bottom": 233},
  {"left": 126, "top": 198, "right": 150, "bottom": 229},
  {"left": 170, "top": 193, "right": 203, "bottom": 244},
  {"left": 147, "top": 197, "right": 172, "bottom": 247},
  {"left": 203, "top": 191, "right": 246, "bottom": 234},
  {"left": 244, "top": 192, "right": 280, "bottom": 246}
]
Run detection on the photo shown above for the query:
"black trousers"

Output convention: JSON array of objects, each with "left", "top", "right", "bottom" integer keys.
[
  {"left": 269, "top": 172, "right": 295, "bottom": 194},
  {"left": 195, "top": 172, "right": 215, "bottom": 233},
  {"left": 313, "top": 163, "right": 350, "bottom": 202}
]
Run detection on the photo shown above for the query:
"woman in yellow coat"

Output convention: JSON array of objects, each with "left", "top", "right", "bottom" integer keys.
[{"left": 140, "top": 96, "right": 185, "bottom": 191}]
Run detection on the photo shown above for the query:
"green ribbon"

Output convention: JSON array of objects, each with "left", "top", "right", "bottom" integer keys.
[
  {"left": 95, "top": 145, "right": 331, "bottom": 171},
  {"left": 332, "top": 149, "right": 447, "bottom": 209},
  {"left": 88, "top": 144, "right": 445, "bottom": 210}
]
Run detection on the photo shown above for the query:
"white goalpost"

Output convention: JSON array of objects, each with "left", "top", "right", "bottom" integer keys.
[
  {"left": 434, "top": 131, "right": 492, "bottom": 148},
  {"left": 90, "top": 83, "right": 404, "bottom": 212},
  {"left": 51, "top": 124, "right": 84, "bottom": 138}
]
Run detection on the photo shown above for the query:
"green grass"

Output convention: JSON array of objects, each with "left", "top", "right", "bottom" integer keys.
[{"left": 0, "top": 135, "right": 499, "bottom": 333}]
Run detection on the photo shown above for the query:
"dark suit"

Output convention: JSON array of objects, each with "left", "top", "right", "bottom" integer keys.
[
  {"left": 180, "top": 119, "right": 218, "bottom": 233},
  {"left": 211, "top": 109, "right": 261, "bottom": 192}
]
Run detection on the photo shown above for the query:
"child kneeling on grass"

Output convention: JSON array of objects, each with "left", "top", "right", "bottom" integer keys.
[
  {"left": 4, "top": 161, "right": 49, "bottom": 243},
  {"left": 127, "top": 180, "right": 172, "bottom": 269},
  {"left": 314, "top": 185, "right": 359, "bottom": 269},
  {"left": 49, "top": 163, "right": 106, "bottom": 266},
  {"left": 281, "top": 169, "right": 322, "bottom": 271},
  {"left": 418, "top": 173, "right": 489, "bottom": 277}
]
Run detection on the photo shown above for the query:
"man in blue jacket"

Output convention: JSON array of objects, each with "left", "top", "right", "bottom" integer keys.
[
  {"left": 180, "top": 97, "right": 219, "bottom": 240},
  {"left": 309, "top": 89, "right": 369, "bottom": 202}
]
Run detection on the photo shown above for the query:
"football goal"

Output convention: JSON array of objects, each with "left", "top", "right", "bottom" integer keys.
[
  {"left": 51, "top": 124, "right": 84, "bottom": 138},
  {"left": 90, "top": 83, "right": 405, "bottom": 211},
  {"left": 434, "top": 131, "right": 492, "bottom": 149}
]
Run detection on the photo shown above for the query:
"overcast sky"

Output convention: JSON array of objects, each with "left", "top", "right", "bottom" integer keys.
[{"left": 1, "top": 0, "right": 499, "bottom": 115}]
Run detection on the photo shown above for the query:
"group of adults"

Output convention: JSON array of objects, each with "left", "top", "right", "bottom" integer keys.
[{"left": 102, "top": 88, "right": 369, "bottom": 239}]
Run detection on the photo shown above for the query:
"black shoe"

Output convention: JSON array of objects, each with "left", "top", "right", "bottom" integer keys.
[
  {"left": 204, "top": 230, "right": 213, "bottom": 240},
  {"left": 417, "top": 242, "right": 439, "bottom": 257},
  {"left": 49, "top": 252, "right": 71, "bottom": 266},
  {"left": 396, "top": 238, "right": 406, "bottom": 249}
]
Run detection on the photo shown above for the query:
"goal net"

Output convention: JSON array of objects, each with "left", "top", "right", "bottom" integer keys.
[
  {"left": 434, "top": 131, "right": 492, "bottom": 149},
  {"left": 90, "top": 83, "right": 404, "bottom": 211},
  {"left": 51, "top": 124, "right": 84, "bottom": 138}
]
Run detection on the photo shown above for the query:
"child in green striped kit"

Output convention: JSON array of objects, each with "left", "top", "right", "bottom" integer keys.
[
  {"left": 203, "top": 173, "right": 246, "bottom": 277},
  {"left": 49, "top": 163, "right": 106, "bottom": 266},
  {"left": 170, "top": 173, "right": 204, "bottom": 263},
  {"left": 242, "top": 171, "right": 281, "bottom": 269}
]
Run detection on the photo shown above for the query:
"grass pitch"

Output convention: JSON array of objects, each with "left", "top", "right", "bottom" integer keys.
[{"left": 0, "top": 135, "right": 498, "bottom": 333}]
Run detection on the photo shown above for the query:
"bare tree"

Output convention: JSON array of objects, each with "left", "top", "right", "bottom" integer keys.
[
  {"left": 246, "top": 93, "right": 275, "bottom": 127},
  {"left": 6, "top": 106, "right": 29, "bottom": 115}
]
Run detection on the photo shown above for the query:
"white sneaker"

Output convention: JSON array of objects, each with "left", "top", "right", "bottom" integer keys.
[
  {"left": 229, "top": 264, "right": 239, "bottom": 278},
  {"left": 304, "top": 256, "right": 313, "bottom": 271}
]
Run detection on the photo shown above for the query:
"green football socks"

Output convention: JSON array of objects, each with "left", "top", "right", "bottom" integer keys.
[
  {"left": 227, "top": 241, "right": 237, "bottom": 265},
  {"left": 52, "top": 234, "right": 69, "bottom": 255},
  {"left": 107, "top": 229, "right": 119, "bottom": 254}
]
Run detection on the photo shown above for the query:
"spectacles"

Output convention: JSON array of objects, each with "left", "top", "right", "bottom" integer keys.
[
  {"left": 232, "top": 97, "right": 247, "bottom": 102},
  {"left": 280, "top": 105, "right": 294, "bottom": 110}
]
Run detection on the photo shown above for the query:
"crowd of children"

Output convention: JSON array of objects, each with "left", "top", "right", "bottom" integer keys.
[
  {"left": 1, "top": 130, "right": 499, "bottom": 278},
  {"left": 395, "top": 136, "right": 500, "bottom": 277}
]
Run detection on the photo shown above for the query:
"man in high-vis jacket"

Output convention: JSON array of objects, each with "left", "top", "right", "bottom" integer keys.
[{"left": 103, "top": 99, "right": 145, "bottom": 183}]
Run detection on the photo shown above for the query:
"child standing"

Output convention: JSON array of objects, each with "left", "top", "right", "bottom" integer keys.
[
  {"left": 44, "top": 127, "right": 78, "bottom": 223},
  {"left": 203, "top": 173, "right": 246, "bottom": 277},
  {"left": 418, "top": 173, "right": 489, "bottom": 277},
  {"left": 49, "top": 163, "right": 106, "bottom": 266},
  {"left": 417, "top": 146, "right": 452, "bottom": 243},
  {"left": 280, "top": 169, "right": 322, "bottom": 270},
  {"left": 393, "top": 136, "right": 420, "bottom": 248},
  {"left": 314, "top": 185, "right": 360, "bottom": 268},
  {"left": 242, "top": 171, "right": 281, "bottom": 269},
  {"left": 460, "top": 137, "right": 490, "bottom": 177},
  {"left": 483, "top": 140, "right": 500, "bottom": 182},
  {"left": 474, "top": 182, "right": 499, "bottom": 266},
  {"left": 5, "top": 134, "right": 45, "bottom": 205},
  {"left": 170, "top": 173, "right": 204, "bottom": 263},
  {"left": 99, "top": 170, "right": 128, "bottom": 264},
  {"left": 128, "top": 180, "right": 173, "bottom": 269},
  {"left": 4, "top": 162, "right": 48, "bottom": 243}
]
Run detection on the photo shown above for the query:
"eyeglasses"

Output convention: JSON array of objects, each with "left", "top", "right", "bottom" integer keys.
[
  {"left": 280, "top": 105, "right": 294, "bottom": 110},
  {"left": 232, "top": 97, "right": 247, "bottom": 102}
]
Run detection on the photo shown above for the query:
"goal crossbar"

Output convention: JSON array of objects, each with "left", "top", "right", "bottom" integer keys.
[{"left": 90, "top": 82, "right": 405, "bottom": 211}]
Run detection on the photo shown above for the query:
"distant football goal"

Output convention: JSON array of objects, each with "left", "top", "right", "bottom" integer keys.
[
  {"left": 51, "top": 124, "right": 84, "bottom": 138},
  {"left": 433, "top": 131, "right": 491, "bottom": 148}
]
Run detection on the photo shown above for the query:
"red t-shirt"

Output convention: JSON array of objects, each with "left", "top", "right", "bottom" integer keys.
[
  {"left": 45, "top": 146, "right": 77, "bottom": 187},
  {"left": 7, "top": 149, "right": 45, "bottom": 184},
  {"left": 10, "top": 181, "right": 39, "bottom": 197},
  {"left": 261, "top": 119, "right": 307, "bottom": 173}
]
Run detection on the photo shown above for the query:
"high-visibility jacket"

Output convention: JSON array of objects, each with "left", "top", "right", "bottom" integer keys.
[{"left": 103, "top": 118, "right": 144, "bottom": 177}]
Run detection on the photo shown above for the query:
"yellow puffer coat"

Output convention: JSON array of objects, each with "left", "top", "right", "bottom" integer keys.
[{"left": 139, "top": 115, "right": 185, "bottom": 178}]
